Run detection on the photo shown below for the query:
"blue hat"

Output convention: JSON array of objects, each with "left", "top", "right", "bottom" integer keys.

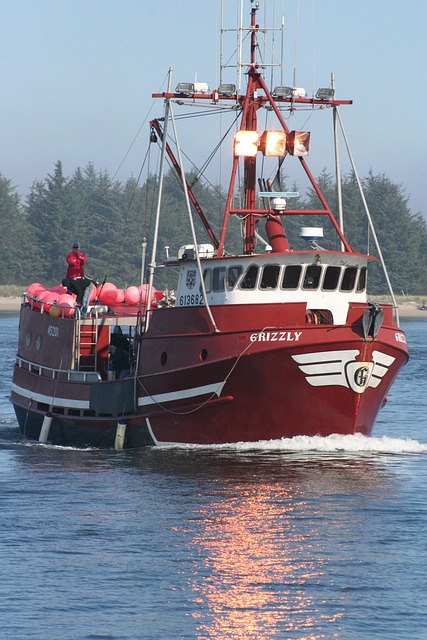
[{"left": 72, "top": 242, "right": 79, "bottom": 248}]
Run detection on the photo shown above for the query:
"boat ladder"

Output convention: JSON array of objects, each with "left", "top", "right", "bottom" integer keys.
[{"left": 76, "top": 310, "right": 100, "bottom": 372}]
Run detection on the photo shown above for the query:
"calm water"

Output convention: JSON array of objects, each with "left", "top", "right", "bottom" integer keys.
[{"left": 1, "top": 314, "right": 426, "bottom": 640}]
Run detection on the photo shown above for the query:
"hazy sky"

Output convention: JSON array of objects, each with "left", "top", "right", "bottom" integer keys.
[{"left": 1, "top": 0, "right": 426, "bottom": 218}]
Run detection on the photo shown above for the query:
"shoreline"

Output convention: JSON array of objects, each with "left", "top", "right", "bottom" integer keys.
[{"left": 0, "top": 296, "right": 426, "bottom": 318}]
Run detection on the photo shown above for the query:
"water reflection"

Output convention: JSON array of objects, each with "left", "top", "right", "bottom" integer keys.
[
  {"left": 2, "top": 440, "right": 408, "bottom": 638},
  {"left": 167, "top": 452, "right": 394, "bottom": 639}
]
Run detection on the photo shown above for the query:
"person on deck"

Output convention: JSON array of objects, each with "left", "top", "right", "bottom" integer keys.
[
  {"left": 109, "top": 345, "right": 131, "bottom": 379},
  {"left": 62, "top": 277, "right": 94, "bottom": 305},
  {"left": 66, "top": 242, "right": 86, "bottom": 278}
]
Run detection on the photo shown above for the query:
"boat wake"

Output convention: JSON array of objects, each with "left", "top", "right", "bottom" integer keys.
[{"left": 163, "top": 433, "right": 427, "bottom": 455}]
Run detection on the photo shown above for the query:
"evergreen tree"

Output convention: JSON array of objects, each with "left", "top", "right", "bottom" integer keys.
[
  {"left": 1, "top": 160, "right": 426, "bottom": 296},
  {"left": 25, "top": 161, "right": 71, "bottom": 282},
  {"left": 304, "top": 170, "right": 427, "bottom": 295},
  {"left": 0, "top": 175, "right": 32, "bottom": 284}
]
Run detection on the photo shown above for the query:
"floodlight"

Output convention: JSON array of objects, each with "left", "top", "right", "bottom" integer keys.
[
  {"left": 259, "top": 130, "right": 287, "bottom": 156},
  {"left": 175, "top": 82, "right": 195, "bottom": 95},
  {"left": 234, "top": 131, "right": 259, "bottom": 157},
  {"left": 315, "top": 88, "right": 335, "bottom": 100},
  {"left": 272, "top": 86, "right": 293, "bottom": 98},
  {"left": 287, "top": 131, "right": 310, "bottom": 156},
  {"left": 218, "top": 83, "right": 237, "bottom": 96}
]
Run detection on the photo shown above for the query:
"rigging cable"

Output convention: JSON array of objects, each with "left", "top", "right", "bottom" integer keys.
[{"left": 335, "top": 108, "right": 400, "bottom": 324}]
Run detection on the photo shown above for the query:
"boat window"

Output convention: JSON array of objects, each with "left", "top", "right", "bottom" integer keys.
[
  {"left": 239, "top": 265, "right": 258, "bottom": 290},
  {"left": 356, "top": 267, "right": 367, "bottom": 292},
  {"left": 260, "top": 265, "right": 280, "bottom": 289},
  {"left": 281, "top": 265, "right": 301, "bottom": 289},
  {"left": 302, "top": 265, "right": 321, "bottom": 290},
  {"left": 201, "top": 269, "right": 212, "bottom": 293},
  {"left": 227, "top": 265, "right": 243, "bottom": 289},
  {"left": 322, "top": 266, "right": 341, "bottom": 291},
  {"left": 213, "top": 267, "right": 226, "bottom": 292},
  {"left": 341, "top": 266, "right": 357, "bottom": 291}
]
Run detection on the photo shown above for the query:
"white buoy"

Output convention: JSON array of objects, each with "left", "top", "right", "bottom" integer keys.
[
  {"left": 39, "top": 412, "right": 53, "bottom": 443},
  {"left": 114, "top": 420, "right": 127, "bottom": 450}
]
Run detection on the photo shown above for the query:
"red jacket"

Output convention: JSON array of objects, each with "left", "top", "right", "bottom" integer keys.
[{"left": 66, "top": 251, "right": 86, "bottom": 278}]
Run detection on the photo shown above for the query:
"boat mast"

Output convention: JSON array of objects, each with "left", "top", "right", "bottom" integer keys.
[
  {"left": 145, "top": 68, "right": 173, "bottom": 330},
  {"left": 242, "top": 2, "right": 260, "bottom": 254}
]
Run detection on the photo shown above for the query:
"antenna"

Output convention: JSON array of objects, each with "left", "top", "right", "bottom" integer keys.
[{"left": 220, "top": 0, "right": 285, "bottom": 93}]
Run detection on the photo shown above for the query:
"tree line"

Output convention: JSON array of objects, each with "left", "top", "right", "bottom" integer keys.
[{"left": 0, "top": 160, "right": 426, "bottom": 295}]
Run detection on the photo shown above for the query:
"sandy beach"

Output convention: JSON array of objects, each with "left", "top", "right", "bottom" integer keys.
[
  {"left": 0, "top": 297, "right": 22, "bottom": 312},
  {"left": 0, "top": 296, "right": 425, "bottom": 318}
]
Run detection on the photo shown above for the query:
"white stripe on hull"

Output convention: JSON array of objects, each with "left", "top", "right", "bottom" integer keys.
[
  {"left": 11, "top": 379, "right": 227, "bottom": 413},
  {"left": 138, "top": 381, "right": 226, "bottom": 408},
  {"left": 11, "top": 382, "right": 90, "bottom": 410}
]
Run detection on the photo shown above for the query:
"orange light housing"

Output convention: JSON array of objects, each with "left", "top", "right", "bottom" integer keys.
[
  {"left": 287, "top": 131, "right": 311, "bottom": 156},
  {"left": 259, "top": 130, "right": 287, "bottom": 156}
]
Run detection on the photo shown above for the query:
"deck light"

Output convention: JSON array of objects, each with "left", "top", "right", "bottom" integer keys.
[
  {"left": 259, "top": 130, "right": 287, "bottom": 156},
  {"left": 218, "top": 83, "right": 237, "bottom": 96},
  {"left": 175, "top": 82, "right": 195, "bottom": 95},
  {"left": 272, "top": 86, "right": 293, "bottom": 98},
  {"left": 315, "top": 87, "right": 335, "bottom": 100},
  {"left": 287, "top": 131, "right": 310, "bottom": 156},
  {"left": 234, "top": 130, "right": 259, "bottom": 157}
]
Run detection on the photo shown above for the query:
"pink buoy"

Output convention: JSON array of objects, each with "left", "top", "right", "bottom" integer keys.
[
  {"left": 49, "top": 284, "right": 67, "bottom": 294},
  {"left": 98, "top": 282, "right": 118, "bottom": 305},
  {"left": 57, "top": 293, "right": 76, "bottom": 317},
  {"left": 125, "top": 286, "right": 140, "bottom": 305},
  {"left": 116, "top": 288, "right": 125, "bottom": 304},
  {"left": 139, "top": 284, "right": 149, "bottom": 305},
  {"left": 39, "top": 291, "right": 58, "bottom": 313},
  {"left": 27, "top": 283, "right": 45, "bottom": 298},
  {"left": 140, "top": 283, "right": 159, "bottom": 304}
]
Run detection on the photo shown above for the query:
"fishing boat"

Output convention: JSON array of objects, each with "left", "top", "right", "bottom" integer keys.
[{"left": 10, "top": 0, "right": 409, "bottom": 448}]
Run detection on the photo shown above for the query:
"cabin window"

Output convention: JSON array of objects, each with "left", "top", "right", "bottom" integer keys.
[
  {"left": 281, "top": 265, "right": 301, "bottom": 289},
  {"left": 302, "top": 265, "right": 321, "bottom": 290},
  {"left": 239, "top": 265, "right": 258, "bottom": 290},
  {"left": 201, "top": 269, "right": 212, "bottom": 293},
  {"left": 260, "top": 265, "right": 280, "bottom": 289},
  {"left": 213, "top": 267, "right": 226, "bottom": 292},
  {"left": 227, "top": 265, "right": 243, "bottom": 289},
  {"left": 356, "top": 267, "right": 367, "bottom": 292},
  {"left": 322, "top": 266, "right": 341, "bottom": 291},
  {"left": 341, "top": 266, "right": 357, "bottom": 291}
]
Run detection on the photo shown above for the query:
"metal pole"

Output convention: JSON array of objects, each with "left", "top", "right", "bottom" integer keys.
[
  {"left": 169, "top": 105, "right": 219, "bottom": 333},
  {"left": 335, "top": 108, "right": 400, "bottom": 324},
  {"left": 140, "top": 237, "right": 147, "bottom": 288},
  {"left": 332, "top": 73, "right": 344, "bottom": 251},
  {"left": 145, "top": 68, "right": 173, "bottom": 330}
]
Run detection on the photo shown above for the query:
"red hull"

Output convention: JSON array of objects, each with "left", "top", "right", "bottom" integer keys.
[{"left": 11, "top": 302, "right": 408, "bottom": 448}]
